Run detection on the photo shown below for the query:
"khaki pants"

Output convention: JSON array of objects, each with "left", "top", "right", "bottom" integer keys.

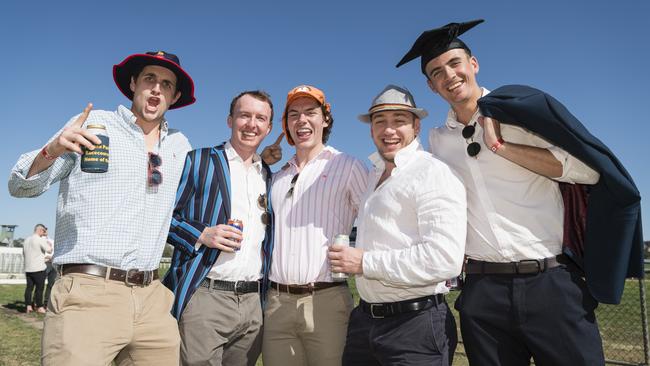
[
  {"left": 262, "top": 285, "right": 353, "bottom": 366},
  {"left": 42, "top": 273, "right": 180, "bottom": 366},
  {"left": 179, "top": 286, "right": 263, "bottom": 366}
]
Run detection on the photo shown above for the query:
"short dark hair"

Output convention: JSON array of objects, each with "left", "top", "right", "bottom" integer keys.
[
  {"left": 34, "top": 224, "right": 46, "bottom": 232},
  {"left": 229, "top": 90, "right": 274, "bottom": 123}
]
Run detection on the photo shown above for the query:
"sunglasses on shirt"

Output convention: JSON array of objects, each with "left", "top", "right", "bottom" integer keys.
[
  {"left": 258, "top": 193, "right": 270, "bottom": 225},
  {"left": 148, "top": 152, "right": 163, "bottom": 187},
  {"left": 462, "top": 123, "right": 481, "bottom": 157},
  {"left": 285, "top": 173, "right": 300, "bottom": 199}
]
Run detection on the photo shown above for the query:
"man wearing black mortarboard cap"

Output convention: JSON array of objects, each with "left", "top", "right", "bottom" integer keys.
[{"left": 397, "top": 20, "right": 608, "bottom": 365}]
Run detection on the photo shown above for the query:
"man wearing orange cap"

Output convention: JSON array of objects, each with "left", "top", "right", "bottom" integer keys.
[
  {"left": 262, "top": 85, "right": 368, "bottom": 366},
  {"left": 9, "top": 50, "right": 195, "bottom": 365}
]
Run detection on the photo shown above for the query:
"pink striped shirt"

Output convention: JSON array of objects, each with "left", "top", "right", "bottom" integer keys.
[{"left": 269, "top": 146, "right": 368, "bottom": 284}]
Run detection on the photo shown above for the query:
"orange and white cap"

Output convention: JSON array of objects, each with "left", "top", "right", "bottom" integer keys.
[{"left": 282, "top": 85, "right": 331, "bottom": 146}]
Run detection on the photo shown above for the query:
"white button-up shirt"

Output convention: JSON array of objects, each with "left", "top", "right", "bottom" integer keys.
[
  {"left": 356, "top": 138, "right": 467, "bottom": 303},
  {"left": 9, "top": 105, "right": 191, "bottom": 270},
  {"left": 429, "top": 88, "right": 600, "bottom": 262},
  {"left": 270, "top": 146, "right": 368, "bottom": 284},
  {"left": 207, "top": 142, "right": 267, "bottom": 281}
]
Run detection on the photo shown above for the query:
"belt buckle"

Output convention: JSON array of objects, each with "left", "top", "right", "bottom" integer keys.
[
  {"left": 516, "top": 259, "right": 542, "bottom": 274},
  {"left": 125, "top": 268, "right": 141, "bottom": 287},
  {"left": 233, "top": 280, "right": 240, "bottom": 295},
  {"left": 369, "top": 304, "right": 385, "bottom": 319}
]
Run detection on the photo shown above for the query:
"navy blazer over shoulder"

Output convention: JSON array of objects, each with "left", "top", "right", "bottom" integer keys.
[{"left": 477, "top": 85, "right": 643, "bottom": 304}]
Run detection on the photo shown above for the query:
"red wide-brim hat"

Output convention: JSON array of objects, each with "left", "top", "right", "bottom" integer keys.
[{"left": 113, "top": 51, "right": 196, "bottom": 110}]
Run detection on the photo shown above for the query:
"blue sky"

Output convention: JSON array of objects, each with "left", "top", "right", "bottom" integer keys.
[{"left": 1, "top": 1, "right": 648, "bottom": 241}]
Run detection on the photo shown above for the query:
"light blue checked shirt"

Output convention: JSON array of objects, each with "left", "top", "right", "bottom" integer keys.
[{"left": 9, "top": 105, "right": 191, "bottom": 270}]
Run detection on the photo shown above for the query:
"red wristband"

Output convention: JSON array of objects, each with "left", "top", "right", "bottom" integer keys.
[
  {"left": 40, "top": 146, "right": 57, "bottom": 161},
  {"left": 490, "top": 138, "right": 505, "bottom": 153}
]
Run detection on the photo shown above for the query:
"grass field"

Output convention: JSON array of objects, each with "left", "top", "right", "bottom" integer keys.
[{"left": 1, "top": 278, "right": 647, "bottom": 366}]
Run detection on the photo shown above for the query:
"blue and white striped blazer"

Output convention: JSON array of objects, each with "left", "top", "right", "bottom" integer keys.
[{"left": 162, "top": 144, "right": 274, "bottom": 318}]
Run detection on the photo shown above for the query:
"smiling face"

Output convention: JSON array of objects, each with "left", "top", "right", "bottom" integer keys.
[
  {"left": 425, "top": 48, "right": 481, "bottom": 108},
  {"left": 286, "top": 96, "right": 329, "bottom": 154},
  {"left": 130, "top": 65, "right": 181, "bottom": 124},
  {"left": 228, "top": 94, "right": 272, "bottom": 156},
  {"left": 370, "top": 110, "right": 420, "bottom": 163}
]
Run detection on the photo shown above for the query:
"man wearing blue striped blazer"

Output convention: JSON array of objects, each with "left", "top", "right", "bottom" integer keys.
[{"left": 163, "top": 91, "right": 275, "bottom": 366}]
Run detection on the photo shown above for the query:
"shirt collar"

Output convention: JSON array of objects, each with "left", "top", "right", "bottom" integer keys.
[
  {"left": 368, "top": 138, "right": 423, "bottom": 171},
  {"left": 444, "top": 87, "right": 490, "bottom": 130},
  {"left": 117, "top": 105, "right": 169, "bottom": 139},
  {"left": 225, "top": 141, "right": 263, "bottom": 172},
  {"left": 287, "top": 145, "right": 337, "bottom": 169}
]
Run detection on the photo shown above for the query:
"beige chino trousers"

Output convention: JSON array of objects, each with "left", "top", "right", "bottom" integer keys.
[
  {"left": 262, "top": 285, "right": 353, "bottom": 366},
  {"left": 42, "top": 273, "right": 180, "bottom": 366}
]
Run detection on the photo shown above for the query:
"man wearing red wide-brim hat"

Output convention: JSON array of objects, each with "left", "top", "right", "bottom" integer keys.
[{"left": 9, "top": 50, "right": 196, "bottom": 365}]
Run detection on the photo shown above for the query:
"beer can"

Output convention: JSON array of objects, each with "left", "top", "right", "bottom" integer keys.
[
  {"left": 81, "top": 124, "right": 109, "bottom": 173},
  {"left": 227, "top": 219, "right": 244, "bottom": 250},
  {"left": 445, "top": 274, "right": 464, "bottom": 291},
  {"left": 331, "top": 234, "right": 349, "bottom": 281}
]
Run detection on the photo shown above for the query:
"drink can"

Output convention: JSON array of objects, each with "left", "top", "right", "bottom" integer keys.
[
  {"left": 81, "top": 124, "right": 109, "bottom": 173},
  {"left": 445, "top": 274, "right": 464, "bottom": 291},
  {"left": 331, "top": 234, "right": 349, "bottom": 281},
  {"left": 227, "top": 219, "right": 244, "bottom": 250}
]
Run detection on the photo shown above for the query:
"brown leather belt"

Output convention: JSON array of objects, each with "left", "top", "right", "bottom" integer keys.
[
  {"left": 59, "top": 264, "right": 159, "bottom": 286},
  {"left": 465, "top": 255, "right": 567, "bottom": 275},
  {"left": 270, "top": 280, "right": 346, "bottom": 295}
]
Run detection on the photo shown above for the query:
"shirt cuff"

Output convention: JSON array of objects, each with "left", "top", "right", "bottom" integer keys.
[
  {"left": 9, "top": 150, "right": 54, "bottom": 194},
  {"left": 548, "top": 146, "right": 600, "bottom": 184}
]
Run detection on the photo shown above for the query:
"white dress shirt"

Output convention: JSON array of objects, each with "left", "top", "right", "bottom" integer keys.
[
  {"left": 356, "top": 139, "right": 467, "bottom": 303},
  {"left": 429, "top": 88, "right": 600, "bottom": 263},
  {"left": 270, "top": 146, "right": 368, "bottom": 284},
  {"left": 9, "top": 106, "right": 191, "bottom": 270},
  {"left": 207, "top": 142, "right": 267, "bottom": 281}
]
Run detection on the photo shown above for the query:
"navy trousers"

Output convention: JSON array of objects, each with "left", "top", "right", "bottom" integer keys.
[
  {"left": 456, "top": 265, "right": 604, "bottom": 366},
  {"left": 342, "top": 299, "right": 457, "bottom": 366}
]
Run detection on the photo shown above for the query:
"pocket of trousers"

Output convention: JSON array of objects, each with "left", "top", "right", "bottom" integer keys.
[
  {"left": 48, "top": 276, "right": 76, "bottom": 314},
  {"left": 62, "top": 275, "right": 107, "bottom": 311},
  {"left": 427, "top": 306, "right": 449, "bottom": 354}
]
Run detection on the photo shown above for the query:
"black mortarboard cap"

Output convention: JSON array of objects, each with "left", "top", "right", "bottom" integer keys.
[{"left": 396, "top": 19, "right": 484, "bottom": 75}]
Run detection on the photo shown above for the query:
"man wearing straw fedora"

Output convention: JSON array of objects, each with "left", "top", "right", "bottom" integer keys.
[
  {"left": 329, "top": 85, "right": 466, "bottom": 366},
  {"left": 9, "top": 50, "right": 196, "bottom": 365}
]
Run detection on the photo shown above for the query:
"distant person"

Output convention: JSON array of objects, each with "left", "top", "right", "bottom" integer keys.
[
  {"left": 164, "top": 90, "right": 275, "bottom": 366},
  {"left": 42, "top": 227, "right": 56, "bottom": 308},
  {"left": 329, "top": 85, "right": 467, "bottom": 366},
  {"left": 9, "top": 50, "right": 196, "bottom": 365},
  {"left": 23, "top": 224, "right": 49, "bottom": 314},
  {"left": 395, "top": 19, "right": 643, "bottom": 365},
  {"left": 261, "top": 85, "right": 368, "bottom": 366}
]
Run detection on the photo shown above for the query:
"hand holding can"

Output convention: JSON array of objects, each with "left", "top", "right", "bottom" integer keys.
[
  {"left": 330, "top": 234, "right": 349, "bottom": 281},
  {"left": 227, "top": 219, "right": 244, "bottom": 251}
]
